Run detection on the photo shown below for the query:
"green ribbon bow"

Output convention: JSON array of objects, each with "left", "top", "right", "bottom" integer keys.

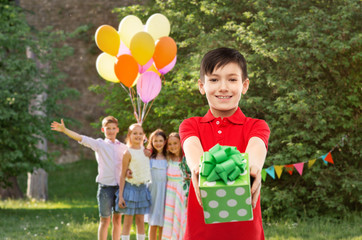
[{"left": 200, "top": 144, "right": 247, "bottom": 184}]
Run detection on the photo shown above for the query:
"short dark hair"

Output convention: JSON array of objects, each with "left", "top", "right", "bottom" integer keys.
[{"left": 200, "top": 47, "right": 248, "bottom": 82}]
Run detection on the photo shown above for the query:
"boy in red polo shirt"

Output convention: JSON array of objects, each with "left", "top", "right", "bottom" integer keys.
[{"left": 179, "top": 47, "right": 270, "bottom": 240}]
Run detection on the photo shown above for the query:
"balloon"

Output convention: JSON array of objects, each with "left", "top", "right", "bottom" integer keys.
[
  {"left": 139, "top": 58, "right": 153, "bottom": 74},
  {"left": 147, "top": 64, "right": 161, "bottom": 76},
  {"left": 95, "top": 25, "right": 120, "bottom": 56},
  {"left": 96, "top": 53, "right": 119, "bottom": 83},
  {"left": 117, "top": 40, "right": 131, "bottom": 57},
  {"left": 118, "top": 15, "right": 144, "bottom": 48},
  {"left": 153, "top": 37, "right": 177, "bottom": 70},
  {"left": 137, "top": 71, "right": 162, "bottom": 103},
  {"left": 114, "top": 54, "right": 139, "bottom": 87},
  {"left": 130, "top": 31, "right": 155, "bottom": 66},
  {"left": 158, "top": 55, "right": 177, "bottom": 74},
  {"left": 145, "top": 13, "right": 170, "bottom": 41}
]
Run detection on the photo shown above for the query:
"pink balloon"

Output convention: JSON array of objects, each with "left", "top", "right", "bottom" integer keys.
[
  {"left": 137, "top": 71, "right": 162, "bottom": 103},
  {"left": 117, "top": 40, "right": 131, "bottom": 57},
  {"left": 158, "top": 55, "right": 177, "bottom": 74},
  {"left": 139, "top": 58, "right": 154, "bottom": 74}
]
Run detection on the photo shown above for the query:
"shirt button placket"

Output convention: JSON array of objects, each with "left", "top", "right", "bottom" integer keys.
[{"left": 215, "top": 120, "right": 223, "bottom": 141}]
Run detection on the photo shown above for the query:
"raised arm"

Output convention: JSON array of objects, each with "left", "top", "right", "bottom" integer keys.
[
  {"left": 51, "top": 119, "right": 82, "bottom": 142},
  {"left": 118, "top": 151, "right": 131, "bottom": 208},
  {"left": 245, "top": 137, "right": 267, "bottom": 209},
  {"left": 183, "top": 136, "right": 204, "bottom": 206}
]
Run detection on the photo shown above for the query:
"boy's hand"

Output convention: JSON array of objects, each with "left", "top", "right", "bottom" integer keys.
[
  {"left": 51, "top": 119, "right": 66, "bottom": 132},
  {"left": 249, "top": 165, "right": 262, "bottom": 209},
  {"left": 191, "top": 166, "right": 203, "bottom": 207},
  {"left": 118, "top": 196, "right": 126, "bottom": 208}
]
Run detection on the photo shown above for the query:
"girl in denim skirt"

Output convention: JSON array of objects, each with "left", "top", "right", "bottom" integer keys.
[{"left": 117, "top": 123, "right": 152, "bottom": 240}]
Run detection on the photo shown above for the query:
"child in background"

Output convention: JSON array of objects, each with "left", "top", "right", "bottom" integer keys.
[
  {"left": 117, "top": 123, "right": 152, "bottom": 240},
  {"left": 162, "top": 132, "right": 189, "bottom": 240},
  {"left": 179, "top": 47, "right": 270, "bottom": 240},
  {"left": 51, "top": 116, "right": 127, "bottom": 240},
  {"left": 146, "top": 129, "right": 168, "bottom": 240}
]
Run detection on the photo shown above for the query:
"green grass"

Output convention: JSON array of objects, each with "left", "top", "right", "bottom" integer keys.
[{"left": 1, "top": 160, "right": 361, "bottom": 240}]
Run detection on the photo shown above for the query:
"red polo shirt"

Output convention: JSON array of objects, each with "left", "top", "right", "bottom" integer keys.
[{"left": 179, "top": 108, "right": 270, "bottom": 240}]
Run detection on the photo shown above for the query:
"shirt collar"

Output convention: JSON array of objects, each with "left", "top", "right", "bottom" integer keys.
[
  {"left": 104, "top": 138, "right": 120, "bottom": 144},
  {"left": 200, "top": 107, "right": 246, "bottom": 124}
]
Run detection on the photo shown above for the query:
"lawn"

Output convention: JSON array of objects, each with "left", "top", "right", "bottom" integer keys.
[{"left": 0, "top": 160, "right": 361, "bottom": 240}]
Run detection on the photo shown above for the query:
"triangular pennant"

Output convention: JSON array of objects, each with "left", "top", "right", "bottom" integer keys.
[
  {"left": 308, "top": 159, "right": 317, "bottom": 168},
  {"left": 274, "top": 165, "right": 284, "bottom": 179},
  {"left": 293, "top": 162, "right": 304, "bottom": 176},
  {"left": 265, "top": 166, "right": 275, "bottom": 179},
  {"left": 284, "top": 164, "right": 294, "bottom": 175},
  {"left": 323, "top": 152, "right": 334, "bottom": 164},
  {"left": 261, "top": 169, "right": 267, "bottom": 182}
]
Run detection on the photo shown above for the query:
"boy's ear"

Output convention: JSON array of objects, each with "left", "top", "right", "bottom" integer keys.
[
  {"left": 242, "top": 78, "right": 250, "bottom": 95},
  {"left": 101, "top": 127, "right": 105, "bottom": 133},
  {"left": 198, "top": 79, "right": 205, "bottom": 95}
]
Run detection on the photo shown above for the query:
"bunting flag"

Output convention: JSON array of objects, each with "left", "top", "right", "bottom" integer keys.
[
  {"left": 293, "top": 162, "right": 304, "bottom": 176},
  {"left": 308, "top": 159, "right": 317, "bottom": 169},
  {"left": 274, "top": 165, "right": 284, "bottom": 179},
  {"left": 261, "top": 169, "right": 267, "bottom": 182},
  {"left": 284, "top": 164, "right": 294, "bottom": 175},
  {"left": 322, "top": 152, "right": 334, "bottom": 164},
  {"left": 262, "top": 135, "right": 346, "bottom": 181},
  {"left": 265, "top": 166, "right": 275, "bottom": 179}
]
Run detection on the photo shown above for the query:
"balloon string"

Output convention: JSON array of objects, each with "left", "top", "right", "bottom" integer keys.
[
  {"left": 128, "top": 87, "right": 139, "bottom": 123},
  {"left": 137, "top": 90, "right": 142, "bottom": 123},
  {"left": 142, "top": 98, "right": 155, "bottom": 123},
  {"left": 140, "top": 102, "right": 148, "bottom": 124}
]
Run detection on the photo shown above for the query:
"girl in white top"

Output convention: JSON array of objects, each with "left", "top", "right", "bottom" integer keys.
[{"left": 117, "top": 123, "right": 151, "bottom": 240}]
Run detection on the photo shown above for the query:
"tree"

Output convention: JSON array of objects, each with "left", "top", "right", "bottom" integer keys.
[
  {"left": 0, "top": 0, "right": 77, "bottom": 198},
  {"left": 91, "top": 0, "right": 361, "bottom": 218}
]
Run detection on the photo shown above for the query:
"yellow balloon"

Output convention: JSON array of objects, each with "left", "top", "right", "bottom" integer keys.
[
  {"left": 95, "top": 25, "right": 120, "bottom": 56},
  {"left": 130, "top": 32, "right": 155, "bottom": 66},
  {"left": 96, "top": 53, "right": 119, "bottom": 83},
  {"left": 145, "top": 13, "right": 170, "bottom": 41},
  {"left": 147, "top": 64, "right": 161, "bottom": 76},
  {"left": 118, "top": 15, "right": 144, "bottom": 49}
]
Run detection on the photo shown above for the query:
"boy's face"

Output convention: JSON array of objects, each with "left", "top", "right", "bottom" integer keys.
[
  {"left": 101, "top": 123, "right": 119, "bottom": 141},
  {"left": 199, "top": 62, "right": 249, "bottom": 118}
]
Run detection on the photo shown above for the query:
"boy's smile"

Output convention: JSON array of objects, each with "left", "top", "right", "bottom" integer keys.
[
  {"left": 102, "top": 123, "right": 119, "bottom": 142},
  {"left": 199, "top": 62, "right": 249, "bottom": 118}
]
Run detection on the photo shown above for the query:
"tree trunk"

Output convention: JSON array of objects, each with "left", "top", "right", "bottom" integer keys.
[
  {"left": 26, "top": 47, "right": 49, "bottom": 201},
  {"left": 0, "top": 176, "right": 23, "bottom": 199},
  {"left": 27, "top": 168, "right": 48, "bottom": 200}
]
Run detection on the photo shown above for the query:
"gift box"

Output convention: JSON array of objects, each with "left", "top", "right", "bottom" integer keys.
[{"left": 199, "top": 144, "right": 253, "bottom": 224}]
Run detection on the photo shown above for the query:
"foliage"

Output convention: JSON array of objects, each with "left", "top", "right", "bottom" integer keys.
[
  {"left": 0, "top": 1, "right": 78, "bottom": 186},
  {"left": 1, "top": 160, "right": 361, "bottom": 239},
  {"left": 90, "top": 0, "right": 361, "bottom": 219}
]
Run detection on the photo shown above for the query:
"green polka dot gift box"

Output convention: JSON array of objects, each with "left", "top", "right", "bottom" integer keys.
[{"left": 199, "top": 144, "right": 253, "bottom": 224}]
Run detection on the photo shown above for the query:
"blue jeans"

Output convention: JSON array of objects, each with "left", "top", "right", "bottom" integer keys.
[{"left": 97, "top": 184, "right": 120, "bottom": 217}]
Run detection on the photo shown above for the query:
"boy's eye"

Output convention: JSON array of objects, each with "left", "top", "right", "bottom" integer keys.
[
  {"left": 229, "top": 78, "right": 237, "bottom": 82},
  {"left": 209, "top": 78, "right": 218, "bottom": 82}
]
